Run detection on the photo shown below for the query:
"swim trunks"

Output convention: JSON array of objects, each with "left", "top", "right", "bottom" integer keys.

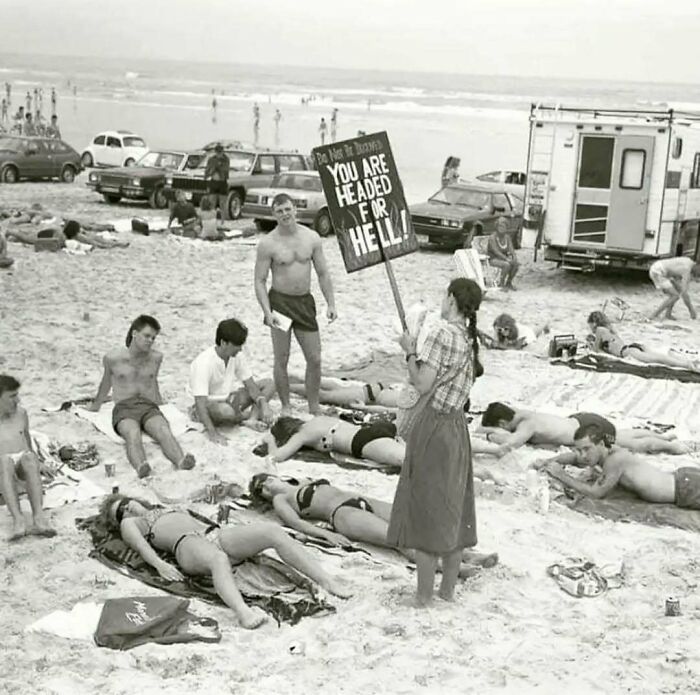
[
  {"left": 569, "top": 413, "right": 616, "bottom": 442},
  {"left": 6, "top": 451, "right": 29, "bottom": 479},
  {"left": 268, "top": 288, "right": 318, "bottom": 332},
  {"left": 330, "top": 497, "right": 374, "bottom": 530},
  {"left": 350, "top": 421, "right": 397, "bottom": 458},
  {"left": 649, "top": 264, "right": 675, "bottom": 293},
  {"left": 674, "top": 467, "right": 700, "bottom": 510},
  {"left": 207, "top": 180, "right": 228, "bottom": 196},
  {"left": 112, "top": 395, "right": 162, "bottom": 435}
]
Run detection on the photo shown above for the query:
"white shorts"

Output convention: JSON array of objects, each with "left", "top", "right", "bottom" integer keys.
[{"left": 649, "top": 268, "right": 675, "bottom": 293}]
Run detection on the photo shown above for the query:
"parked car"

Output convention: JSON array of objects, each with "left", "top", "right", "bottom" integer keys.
[
  {"left": 243, "top": 171, "right": 332, "bottom": 235},
  {"left": 410, "top": 182, "right": 523, "bottom": 248},
  {"left": 86, "top": 149, "right": 205, "bottom": 207},
  {"left": 0, "top": 135, "right": 82, "bottom": 183},
  {"left": 80, "top": 130, "right": 148, "bottom": 169},
  {"left": 164, "top": 145, "right": 312, "bottom": 219}
]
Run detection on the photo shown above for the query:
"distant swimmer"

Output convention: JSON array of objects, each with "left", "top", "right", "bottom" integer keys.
[
  {"left": 273, "top": 108, "right": 282, "bottom": 147},
  {"left": 330, "top": 108, "right": 338, "bottom": 143},
  {"left": 253, "top": 102, "right": 260, "bottom": 145},
  {"left": 318, "top": 117, "right": 328, "bottom": 145},
  {"left": 51, "top": 87, "right": 57, "bottom": 115}
]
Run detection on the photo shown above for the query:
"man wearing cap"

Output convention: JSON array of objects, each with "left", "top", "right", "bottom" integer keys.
[{"left": 204, "top": 143, "right": 230, "bottom": 218}]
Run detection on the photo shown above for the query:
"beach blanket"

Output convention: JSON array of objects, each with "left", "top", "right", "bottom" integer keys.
[
  {"left": 553, "top": 353, "right": 700, "bottom": 384},
  {"left": 75, "top": 403, "right": 202, "bottom": 444},
  {"left": 0, "top": 432, "right": 105, "bottom": 509},
  {"left": 76, "top": 515, "right": 334, "bottom": 625},
  {"left": 558, "top": 488, "right": 700, "bottom": 533}
]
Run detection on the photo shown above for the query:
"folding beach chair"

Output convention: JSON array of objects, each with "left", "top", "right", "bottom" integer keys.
[{"left": 453, "top": 236, "right": 501, "bottom": 293}]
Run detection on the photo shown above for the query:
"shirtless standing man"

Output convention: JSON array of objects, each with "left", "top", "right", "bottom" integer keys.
[
  {"left": 480, "top": 402, "right": 689, "bottom": 456},
  {"left": 0, "top": 375, "right": 56, "bottom": 540},
  {"left": 649, "top": 256, "right": 699, "bottom": 320},
  {"left": 254, "top": 193, "right": 337, "bottom": 414},
  {"left": 539, "top": 423, "right": 700, "bottom": 509},
  {"left": 88, "top": 315, "right": 196, "bottom": 478}
]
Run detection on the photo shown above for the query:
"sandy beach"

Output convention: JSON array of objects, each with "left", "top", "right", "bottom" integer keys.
[{"left": 2, "top": 167, "right": 700, "bottom": 695}]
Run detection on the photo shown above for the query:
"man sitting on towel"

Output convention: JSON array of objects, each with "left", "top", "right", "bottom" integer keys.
[
  {"left": 0, "top": 374, "right": 56, "bottom": 540},
  {"left": 87, "top": 315, "right": 196, "bottom": 478},
  {"left": 480, "top": 402, "right": 690, "bottom": 456},
  {"left": 538, "top": 422, "right": 700, "bottom": 510},
  {"left": 189, "top": 318, "right": 275, "bottom": 445}
]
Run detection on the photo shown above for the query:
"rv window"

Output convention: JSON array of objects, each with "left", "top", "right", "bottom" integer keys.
[
  {"left": 620, "top": 149, "right": 645, "bottom": 190},
  {"left": 578, "top": 136, "right": 614, "bottom": 189},
  {"left": 672, "top": 137, "right": 683, "bottom": 159},
  {"left": 691, "top": 153, "right": 700, "bottom": 189}
]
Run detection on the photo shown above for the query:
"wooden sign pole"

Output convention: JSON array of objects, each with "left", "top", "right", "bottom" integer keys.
[{"left": 371, "top": 212, "right": 407, "bottom": 331}]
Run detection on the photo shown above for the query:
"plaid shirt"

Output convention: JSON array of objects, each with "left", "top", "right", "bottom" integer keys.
[{"left": 419, "top": 320, "right": 474, "bottom": 412}]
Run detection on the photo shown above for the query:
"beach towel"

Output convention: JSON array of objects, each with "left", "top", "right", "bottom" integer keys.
[
  {"left": 26, "top": 601, "right": 105, "bottom": 641},
  {"left": 94, "top": 597, "right": 221, "bottom": 650},
  {"left": 75, "top": 403, "right": 202, "bottom": 443},
  {"left": 0, "top": 432, "right": 105, "bottom": 510},
  {"left": 558, "top": 488, "right": 700, "bottom": 533},
  {"left": 328, "top": 350, "right": 407, "bottom": 386},
  {"left": 76, "top": 515, "right": 334, "bottom": 625},
  {"left": 553, "top": 353, "right": 700, "bottom": 384}
]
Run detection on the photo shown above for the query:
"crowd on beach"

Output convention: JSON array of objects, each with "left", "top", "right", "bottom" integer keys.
[
  {"left": 0, "top": 82, "right": 61, "bottom": 138},
  {"left": 3, "top": 178, "right": 700, "bottom": 630}
]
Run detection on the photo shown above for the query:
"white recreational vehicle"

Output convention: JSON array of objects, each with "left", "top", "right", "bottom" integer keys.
[{"left": 523, "top": 105, "right": 700, "bottom": 271}]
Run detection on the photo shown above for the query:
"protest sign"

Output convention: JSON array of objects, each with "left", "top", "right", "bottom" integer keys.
[{"left": 312, "top": 132, "right": 418, "bottom": 274}]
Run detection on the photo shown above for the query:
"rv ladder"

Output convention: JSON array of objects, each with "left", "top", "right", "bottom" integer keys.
[{"left": 676, "top": 167, "right": 690, "bottom": 220}]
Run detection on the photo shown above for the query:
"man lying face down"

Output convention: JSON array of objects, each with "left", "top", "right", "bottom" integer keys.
[
  {"left": 480, "top": 402, "right": 690, "bottom": 456},
  {"left": 539, "top": 423, "right": 700, "bottom": 510}
]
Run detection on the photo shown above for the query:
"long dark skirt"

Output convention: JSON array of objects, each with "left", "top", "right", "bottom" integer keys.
[{"left": 387, "top": 404, "right": 476, "bottom": 554}]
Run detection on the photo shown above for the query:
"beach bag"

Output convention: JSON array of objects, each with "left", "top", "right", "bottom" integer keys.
[{"left": 94, "top": 596, "right": 221, "bottom": 651}]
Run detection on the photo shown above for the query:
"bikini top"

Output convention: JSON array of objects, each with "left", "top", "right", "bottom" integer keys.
[
  {"left": 142, "top": 508, "right": 184, "bottom": 542},
  {"left": 296, "top": 479, "right": 330, "bottom": 515}
]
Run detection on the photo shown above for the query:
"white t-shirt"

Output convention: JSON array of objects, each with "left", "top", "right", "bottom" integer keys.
[{"left": 190, "top": 346, "right": 253, "bottom": 400}]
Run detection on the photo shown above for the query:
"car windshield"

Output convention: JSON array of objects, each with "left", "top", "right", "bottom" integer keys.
[
  {"left": 0, "top": 137, "right": 23, "bottom": 151},
  {"left": 430, "top": 186, "right": 491, "bottom": 209},
  {"left": 197, "top": 151, "right": 255, "bottom": 173},
  {"left": 137, "top": 151, "right": 184, "bottom": 169},
  {"left": 123, "top": 137, "right": 146, "bottom": 148},
  {"left": 272, "top": 173, "right": 322, "bottom": 191}
]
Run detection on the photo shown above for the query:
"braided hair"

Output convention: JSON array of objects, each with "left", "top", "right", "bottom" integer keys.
[{"left": 448, "top": 278, "right": 483, "bottom": 378}]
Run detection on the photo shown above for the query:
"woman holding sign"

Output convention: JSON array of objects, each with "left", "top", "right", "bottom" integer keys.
[{"left": 388, "top": 277, "right": 483, "bottom": 607}]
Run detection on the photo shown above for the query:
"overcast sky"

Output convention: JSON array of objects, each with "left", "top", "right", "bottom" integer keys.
[{"left": 3, "top": 0, "right": 699, "bottom": 83}]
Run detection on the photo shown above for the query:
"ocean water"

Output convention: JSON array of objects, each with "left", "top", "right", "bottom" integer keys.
[{"left": 2, "top": 53, "right": 699, "bottom": 200}]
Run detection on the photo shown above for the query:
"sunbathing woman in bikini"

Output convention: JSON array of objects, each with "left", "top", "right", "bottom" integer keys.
[
  {"left": 249, "top": 473, "right": 497, "bottom": 576},
  {"left": 587, "top": 311, "right": 700, "bottom": 371},
  {"left": 99, "top": 493, "right": 352, "bottom": 629},
  {"left": 288, "top": 374, "right": 401, "bottom": 409},
  {"left": 256, "top": 415, "right": 502, "bottom": 467}
]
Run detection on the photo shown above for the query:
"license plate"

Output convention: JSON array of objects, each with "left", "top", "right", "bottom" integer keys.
[
  {"left": 185, "top": 192, "right": 193, "bottom": 201},
  {"left": 101, "top": 186, "right": 119, "bottom": 193},
  {"left": 260, "top": 196, "right": 268, "bottom": 205},
  {"left": 416, "top": 234, "right": 430, "bottom": 244}
]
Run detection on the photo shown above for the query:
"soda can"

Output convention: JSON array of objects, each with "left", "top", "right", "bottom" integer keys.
[
  {"left": 665, "top": 596, "right": 681, "bottom": 617},
  {"left": 217, "top": 504, "right": 230, "bottom": 525}
]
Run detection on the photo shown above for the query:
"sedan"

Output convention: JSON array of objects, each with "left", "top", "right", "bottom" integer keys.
[
  {"left": 410, "top": 182, "right": 523, "bottom": 249},
  {"left": 0, "top": 135, "right": 82, "bottom": 183},
  {"left": 243, "top": 170, "right": 332, "bottom": 235}
]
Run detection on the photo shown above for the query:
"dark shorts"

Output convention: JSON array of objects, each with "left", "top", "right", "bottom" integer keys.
[
  {"left": 570, "top": 412, "right": 617, "bottom": 438},
  {"left": 269, "top": 288, "right": 318, "bottom": 332},
  {"left": 207, "top": 180, "right": 228, "bottom": 196},
  {"left": 112, "top": 395, "right": 162, "bottom": 435},
  {"left": 330, "top": 497, "right": 375, "bottom": 530},
  {"left": 350, "top": 420, "right": 397, "bottom": 458},
  {"left": 674, "top": 467, "right": 700, "bottom": 510}
]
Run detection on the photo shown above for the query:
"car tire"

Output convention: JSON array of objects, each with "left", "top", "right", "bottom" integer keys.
[
  {"left": 81, "top": 152, "right": 94, "bottom": 168},
  {"left": 1, "top": 165, "right": 19, "bottom": 183},
  {"left": 149, "top": 186, "right": 168, "bottom": 209},
  {"left": 103, "top": 193, "right": 122, "bottom": 204},
  {"left": 124, "top": 158, "right": 136, "bottom": 167},
  {"left": 254, "top": 219, "right": 276, "bottom": 232},
  {"left": 226, "top": 190, "right": 243, "bottom": 220},
  {"left": 314, "top": 209, "right": 333, "bottom": 237},
  {"left": 60, "top": 165, "right": 76, "bottom": 183}
]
